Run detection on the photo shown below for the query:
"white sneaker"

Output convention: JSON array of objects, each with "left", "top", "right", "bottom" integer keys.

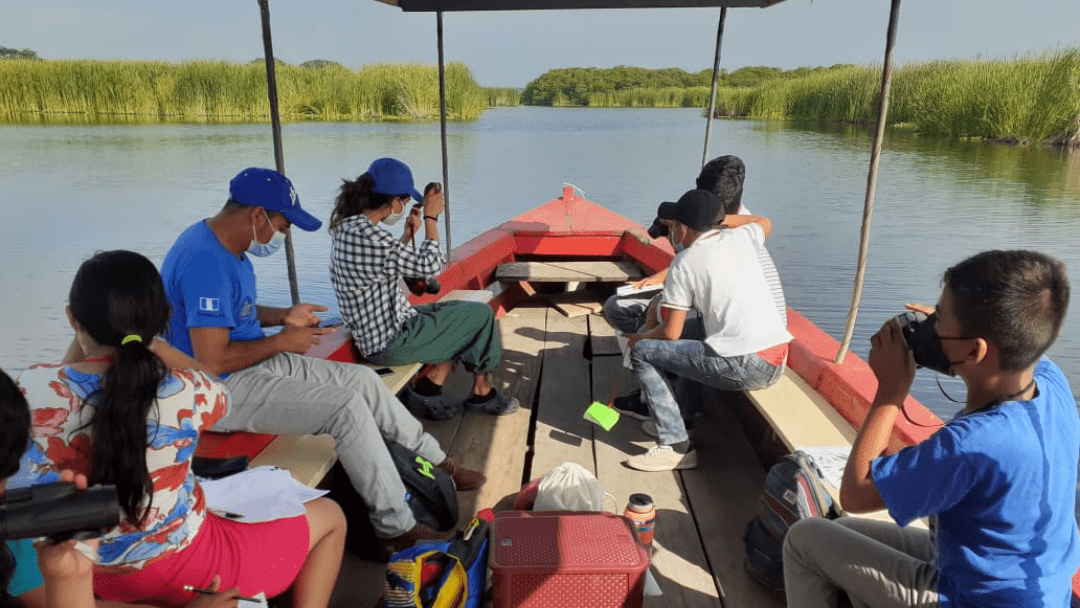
[
  {"left": 626, "top": 445, "right": 698, "bottom": 472},
  {"left": 641, "top": 420, "right": 658, "bottom": 438}
]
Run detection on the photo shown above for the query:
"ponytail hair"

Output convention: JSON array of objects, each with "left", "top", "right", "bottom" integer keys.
[
  {"left": 1, "top": 369, "right": 30, "bottom": 608},
  {"left": 330, "top": 173, "right": 395, "bottom": 230},
  {"left": 68, "top": 251, "right": 170, "bottom": 526}
]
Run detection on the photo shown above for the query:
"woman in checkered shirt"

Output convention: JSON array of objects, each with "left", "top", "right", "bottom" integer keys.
[{"left": 329, "top": 157, "right": 519, "bottom": 420}]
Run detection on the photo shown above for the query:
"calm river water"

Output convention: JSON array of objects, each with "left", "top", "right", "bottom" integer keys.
[{"left": 2, "top": 106, "right": 1078, "bottom": 418}]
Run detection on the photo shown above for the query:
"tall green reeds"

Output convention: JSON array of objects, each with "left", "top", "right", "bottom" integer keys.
[
  {"left": 582, "top": 87, "right": 711, "bottom": 108},
  {"left": 711, "top": 50, "right": 1080, "bottom": 145},
  {"left": 484, "top": 87, "right": 522, "bottom": 107},
  {"left": 0, "top": 59, "right": 491, "bottom": 122}
]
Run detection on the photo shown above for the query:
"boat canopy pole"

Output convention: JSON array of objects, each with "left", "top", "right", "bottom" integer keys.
[
  {"left": 701, "top": 6, "right": 728, "bottom": 167},
  {"left": 835, "top": 0, "right": 902, "bottom": 364},
  {"left": 257, "top": 0, "right": 301, "bottom": 305},
  {"left": 437, "top": 11, "right": 453, "bottom": 260}
]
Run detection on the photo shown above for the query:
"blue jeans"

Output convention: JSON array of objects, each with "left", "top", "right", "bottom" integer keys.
[{"left": 630, "top": 339, "right": 784, "bottom": 445}]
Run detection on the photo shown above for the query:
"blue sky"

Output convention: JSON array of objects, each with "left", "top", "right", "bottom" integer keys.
[{"left": 3, "top": 0, "right": 1078, "bottom": 87}]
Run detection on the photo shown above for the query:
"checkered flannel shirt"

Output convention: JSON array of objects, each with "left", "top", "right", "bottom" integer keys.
[{"left": 330, "top": 214, "right": 446, "bottom": 356}]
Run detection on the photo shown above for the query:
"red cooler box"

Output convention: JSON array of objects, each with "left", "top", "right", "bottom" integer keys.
[{"left": 491, "top": 511, "right": 649, "bottom": 608}]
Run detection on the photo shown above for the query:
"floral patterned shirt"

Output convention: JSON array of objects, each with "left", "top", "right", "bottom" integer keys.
[{"left": 17, "top": 365, "right": 229, "bottom": 570}]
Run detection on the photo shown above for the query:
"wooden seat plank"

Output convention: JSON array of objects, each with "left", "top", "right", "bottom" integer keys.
[
  {"left": 745, "top": 369, "right": 917, "bottom": 526},
  {"left": 496, "top": 261, "right": 644, "bottom": 283},
  {"left": 747, "top": 369, "right": 857, "bottom": 450},
  {"left": 680, "top": 392, "right": 786, "bottom": 608},
  {"left": 440, "top": 289, "right": 495, "bottom": 304},
  {"left": 530, "top": 311, "right": 596, "bottom": 478},
  {"left": 250, "top": 434, "right": 337, "bottom": 488},
  {"left": 438, "top": 307, "right": 546, "bottom": 519},
  {"left": 591, "top": 354, "right": 722, "bottom": 608},
  {"left": 542, "top": 290, "right": 606, "bottom": 318}
]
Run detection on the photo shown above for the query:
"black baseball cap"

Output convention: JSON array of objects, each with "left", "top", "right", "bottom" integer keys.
[{"left": 656, "top": 189, "right": 725, "bottom": 232}]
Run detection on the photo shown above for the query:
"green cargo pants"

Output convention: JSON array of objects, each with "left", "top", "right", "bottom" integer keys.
[{"left": 365, "top": 301, "right": 501, "bottom": 374}]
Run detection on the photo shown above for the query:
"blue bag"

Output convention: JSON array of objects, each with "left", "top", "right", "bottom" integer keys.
[
  {"left": 383, "top": 516, "right": 489, "bottom": 608},
  {"left": 742, "top": 450, "right": 838, "bottom": 601}
]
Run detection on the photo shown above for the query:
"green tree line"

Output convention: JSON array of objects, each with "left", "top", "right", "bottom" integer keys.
[{"left": 520, "top": 64, "right": 851, "bottom": 106}]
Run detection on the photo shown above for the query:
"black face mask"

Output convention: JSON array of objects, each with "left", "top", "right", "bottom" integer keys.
[{"left": 895, "top": 311, "right": 970, "bottom": 376}]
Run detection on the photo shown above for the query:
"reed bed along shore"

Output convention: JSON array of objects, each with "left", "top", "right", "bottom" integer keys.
[
  {"left": 711, "top": 50, "right": 1080, "bottom": 145},
  {"left": 0, "top": 59, "right": 494, "bottom": 122}
]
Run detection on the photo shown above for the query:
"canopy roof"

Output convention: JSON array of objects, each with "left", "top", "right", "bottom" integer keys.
[{"left": 373, "top": 0, "right": 787, "bottom": 12}]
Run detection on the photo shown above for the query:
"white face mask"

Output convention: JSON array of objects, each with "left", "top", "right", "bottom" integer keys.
[
  {"left": 668, "top": 225, "right": 685, "bottom": 252},
  {"left": 247, "top": 211, "right": 286, "bottom": 257},
  {"left": 382, "top": 199, "right": 405, "bottom": 226}
]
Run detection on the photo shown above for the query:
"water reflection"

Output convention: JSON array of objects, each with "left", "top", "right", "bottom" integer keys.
[{"left": 1, "top": 108, "right": 1077, "bottom": 420}]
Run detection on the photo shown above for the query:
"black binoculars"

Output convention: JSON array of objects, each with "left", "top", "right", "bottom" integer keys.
[
  {"left": 647, "top": 217, "right": 669, "bottom": 239},
  {"left": 406, "top": 276, "right": 442, "bottom": 296},
  {"left": 1, "top": 482, "right": 120, "bottom": 542}
]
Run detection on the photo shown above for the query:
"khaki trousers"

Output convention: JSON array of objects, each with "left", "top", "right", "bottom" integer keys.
[
  {"left": 783, "top": 516, "right": 940, "bottom": 608},
  {"left": 217, "top": 352, "right": 445, "bottom": 537}
]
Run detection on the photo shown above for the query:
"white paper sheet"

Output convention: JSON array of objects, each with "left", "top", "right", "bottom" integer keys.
[
  {"left": 795, "top": 445, "right": 851, "bottom": 490},
  {"left": 239, "top": 592, "right": 268, "bottom": 607},
  {"left": 616, "top": 283, "right": 662, "bottom": 297},
  {"left": 199, "top": 466, "right": 328, "bottom": 523},
  {"left": 615, "top": 332, "right": 632, "bottom": 369}
]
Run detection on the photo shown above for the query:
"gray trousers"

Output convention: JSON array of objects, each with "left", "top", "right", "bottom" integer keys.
[
  {"left": 217, "top": 352, "right": 445, "bottom": 537},
  {"left": 783, "top": 517, "right": 940, "bottom": 608}
]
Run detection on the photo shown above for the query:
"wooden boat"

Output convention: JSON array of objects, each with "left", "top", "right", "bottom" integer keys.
[
  {"left": 195, "top": 184, "right": 942, "bottom": 607},
  {"left": 197, "top": 1, "right": 1080, "bottom": 606}
]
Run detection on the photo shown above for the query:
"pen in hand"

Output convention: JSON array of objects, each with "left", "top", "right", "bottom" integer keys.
[{"left": 183, "top": 584, "right": 261, "bottom": 603}]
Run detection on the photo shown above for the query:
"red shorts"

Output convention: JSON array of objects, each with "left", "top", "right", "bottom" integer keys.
[{"left": 93, "top": 513, "right": 309, "bottom": 606}]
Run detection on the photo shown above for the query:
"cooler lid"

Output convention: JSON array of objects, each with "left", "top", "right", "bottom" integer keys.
[{"left": 492, "top": 512, "right": 645, "bottom": 568}]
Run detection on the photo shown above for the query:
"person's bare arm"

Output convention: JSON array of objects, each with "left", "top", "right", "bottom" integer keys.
[
  {"left": 840, "top": 318, "right": 914, "bottom": 513},
  {"left": 630, "top": 267, "right": 668, "bottom": 290},
  {"left": 627, "top": 307, "right": 687, "bottom": 349},
  {"left": 257, "top": 303, "right": 328, "bottom": 328},
  {"left": 19, "top": 587, "right": 158, "bottom": 608},
  {"left": 722, "top": 214, "right": 772, "bottom": 238},
  {"left": 190, "top": 325, "right": 333, "bottom": 376},
  {"left": 149, "top": 339, "right": 218, "bottom": 377},
  {"left": 256, "top": 305, "right": 289, "bottom": 327}
]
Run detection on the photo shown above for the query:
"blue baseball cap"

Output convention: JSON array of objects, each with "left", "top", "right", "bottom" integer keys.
[
  {"left": 229, "top": 167, "right": 322, "bottom": 232},
  {"left": 367, "top": 158, "right": 424, "bottom": 203}
]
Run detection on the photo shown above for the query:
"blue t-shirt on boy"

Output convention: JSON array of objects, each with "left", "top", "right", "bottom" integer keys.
[
  {"left": 872, "top": 358, "right": 1080, "bottom": 608},
  {"left": 160, "top": 220, "right": 265, "bottom": 378}
]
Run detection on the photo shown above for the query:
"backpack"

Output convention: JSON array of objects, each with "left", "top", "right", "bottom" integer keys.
[
  {"left": 387, "top": 441, "right": 460, "bottom": 533},
  {"left": 742, "top": 450, "right": 839, "bottom": 602},
  {"left": 328, "top": 442, "right": 460, "bottom": 561},
  {"left": 383, "top": 515, "right": 490, "bottom": 608}
]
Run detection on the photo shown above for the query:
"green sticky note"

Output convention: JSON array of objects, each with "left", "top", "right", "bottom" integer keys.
[{"left": 584, "top": 401, "right": 620, "bottom": 431}]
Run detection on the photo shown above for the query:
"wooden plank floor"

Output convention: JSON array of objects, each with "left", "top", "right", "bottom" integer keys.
[{"left": 331, "top": 303, "right": 780, "bottom": 608}]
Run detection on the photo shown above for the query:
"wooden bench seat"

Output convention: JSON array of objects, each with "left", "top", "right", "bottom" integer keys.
[
  {"left": 746, "top": 368, "right": 923, "bottom": 527},
  {"left": 496, "top": 260, "right": 643, "bottom": 283}
]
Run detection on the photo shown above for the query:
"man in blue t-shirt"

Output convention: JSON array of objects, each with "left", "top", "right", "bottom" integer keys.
[
  {"left": 158, "top": 168, "right": 484, "bottom": 556},
  {"left": 784, "top": 250, "right": 1079, "bottom": 608}
]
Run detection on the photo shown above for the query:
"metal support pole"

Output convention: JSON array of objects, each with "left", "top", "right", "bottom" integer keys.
[
  {"left": 437, "top": 11, "right": 452, "bottom": 261},
  {"left": 835, "top": 0, "right": 902, "bottom": 364},
  {"left": 702, "top": 6, "right": 728, "bottom": 168},
  {"left": 257, "top": 0, "right": 301, "bottom": 305}
]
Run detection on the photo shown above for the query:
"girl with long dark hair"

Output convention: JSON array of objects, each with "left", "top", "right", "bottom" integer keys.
[{"left": 15, "top": 251, "right": 345, "bottom": 608}]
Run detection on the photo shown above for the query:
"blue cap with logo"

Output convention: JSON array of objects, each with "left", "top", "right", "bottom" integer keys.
[
  {"left": 367, "top": 158, "right": 424, "bottom": 204},
  {"left": 229, "top": 167, "right": 322, "bottom": 232}
]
